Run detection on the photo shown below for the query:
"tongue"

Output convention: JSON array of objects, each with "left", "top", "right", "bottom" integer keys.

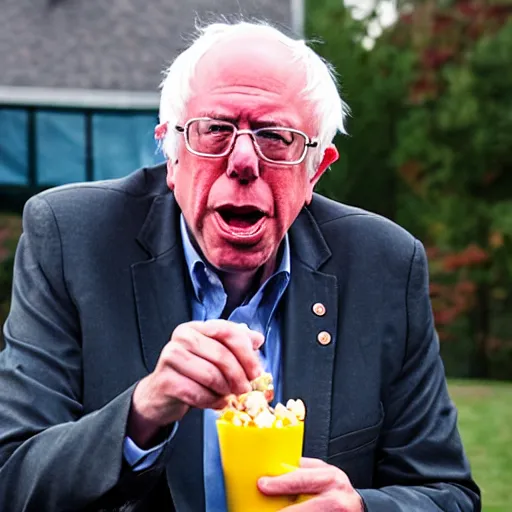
[{"left": 226, "top": 213, "right": 260, "bottom": 229}]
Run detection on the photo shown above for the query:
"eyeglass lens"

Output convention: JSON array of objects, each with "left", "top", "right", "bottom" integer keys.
[{"left": 186, "top": 119, "right": 306, "bottom": 162}]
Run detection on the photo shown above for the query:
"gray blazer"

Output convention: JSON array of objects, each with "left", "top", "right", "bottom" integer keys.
[{"left": 0, "top": 164, "right": 480, "bottom": 511}]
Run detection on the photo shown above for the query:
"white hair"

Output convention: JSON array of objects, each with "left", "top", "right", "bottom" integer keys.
[{"left": 159, "top": 20, "right": 349, "bottom": 177}]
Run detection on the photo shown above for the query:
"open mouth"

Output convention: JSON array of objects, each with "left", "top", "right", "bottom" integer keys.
[{"left": 216, "top": 205, "right": 267, "bottom": 230}]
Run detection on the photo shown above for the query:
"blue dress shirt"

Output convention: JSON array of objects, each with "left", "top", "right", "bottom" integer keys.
[{"left": 124, "top": 215, "right": 290, "bottom": 511}]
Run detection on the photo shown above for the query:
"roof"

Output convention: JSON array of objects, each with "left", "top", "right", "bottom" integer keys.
[{"left": 0, "top": 0, "right": 294, "bottom": 94}]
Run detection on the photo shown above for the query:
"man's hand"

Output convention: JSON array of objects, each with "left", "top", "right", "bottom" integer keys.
[
  {"left": 128, "top": 319, "right": 264, "bottom": 447},
  {"left": 258, "top": 458, "right": 365, "bottom": 512}
]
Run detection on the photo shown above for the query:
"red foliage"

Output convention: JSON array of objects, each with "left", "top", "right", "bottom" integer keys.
[
  {"left": 456, "top": 280, "right": 477, "bottom": 295},
  {"left": 402, "top": 0, "right": 512, "bottom": 101},
  {"left": 455, "top": 0, "right": 480, "bottom": 18},
  {"left": 427, "top": 245, "right": 484, "bottom": 334},
  {"left": 400, "top": 13, "right": 413, "bottom": 24},
  {"left": 433, "top": 13, "right": 455, "bottom": 33},
  {"left": 486, "top": 5, "right": 512, "bottom": 21},
  {"left": 426, "top": 246, "right": 440, "bottom": 259},
  {"left": 442, "top": 244, "right": 489, "bottom": 271},
  {"left": 429, "top": 282, "right": 444, "bottom": 297},
  {"left": 421, "top": 48, "right": 456, "bottom": 70},
  {"left": 434, "top": 307, "right": 461, "bottom": 326},
  {"left": 430, "top": 278, "right": 476, "bottom": 326}
]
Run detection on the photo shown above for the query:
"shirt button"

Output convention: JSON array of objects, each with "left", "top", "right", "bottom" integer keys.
[
  {"left": 312, "top": 303, "right": 326, "bottom": 316},
  {"left": 317, "top": 331, "right": 332, "bottom": 345}
]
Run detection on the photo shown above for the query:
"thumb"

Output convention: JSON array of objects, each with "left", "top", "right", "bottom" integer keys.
[
  {"left": 299, "top": 457, "right": 329, "bottom": 469},
  {"left": 239, "top": 323, "right": 265, "bottom": 350}
]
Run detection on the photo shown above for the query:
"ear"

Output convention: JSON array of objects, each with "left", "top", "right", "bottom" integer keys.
[
  {"left": 305, "top": 145, "right": 339, "bottom": 204},
  {"left": 166, "top": 159, "right": 176, "bottom": 191}
]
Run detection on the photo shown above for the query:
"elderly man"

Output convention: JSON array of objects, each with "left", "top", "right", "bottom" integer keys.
[{"left": 0, "top": 21, "right": 479, "bottom": 512}]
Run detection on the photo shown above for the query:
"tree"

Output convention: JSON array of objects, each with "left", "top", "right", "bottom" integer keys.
[
  {"left": 306, "top": 0, "right": 414, "bottom": 220},
  {"left": 307, "top": 0, "right": 512, "bottom": 379},
  {"left": 391, "top": 0, "right": 512, "bottom": 378}
]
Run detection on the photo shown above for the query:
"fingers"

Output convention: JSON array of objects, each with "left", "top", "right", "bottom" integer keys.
[
  {"left": 165, "top": 342, "right": 233, "bottom": 396},
  {"left": 259, "top": 468, "right": 332, "bottom": 495},
  {"left": 259, "top": 464, "right": 351, "bottom": 496},
  {"left": 164, "top": 371, "right": 226, "bottom": 410},
  {"left": 299, "top": 457, "right": 329, "bottom": 469},
  {"left": 167, "top": 328, "right": 251, "bottom": 396},
  {"left": 239, "top": 322, "right": 265, "bottom": 350},
  {"left": 258, "top": 464, "right": 358, "bottom": 512},
  {"left": 171, "top": 321, "right": 261, "bottom": 395},
  {"left": 147, "top": 319, "right": 266, "bottom": 421},
  {"left": 191, "top": 319, "right": 264, "bottom": 381}
]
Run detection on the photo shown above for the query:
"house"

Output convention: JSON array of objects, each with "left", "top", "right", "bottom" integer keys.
[{"left": 0, "top": 0, "right": 300, "bottom": 206}]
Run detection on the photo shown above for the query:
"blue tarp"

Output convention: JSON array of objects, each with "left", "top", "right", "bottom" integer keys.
[
  {"left": 93, "top": 113, "right": 161, "bottom": 181},
  {"left": 0, "top": 108, "right": 164, "bottom": 186},
  {"left": 0, "top": 109, "right": 28, "bottom": 185},
  {"left": 37, "top": 111, "right": 86, "bottom": 185}
]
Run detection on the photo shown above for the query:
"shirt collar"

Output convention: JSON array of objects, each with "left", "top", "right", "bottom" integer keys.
[{"left": 180, "top": 214, "right": 291, "bottom": 305}]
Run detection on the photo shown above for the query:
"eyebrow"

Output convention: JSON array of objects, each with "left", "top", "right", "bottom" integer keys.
[
  {"left": 198, "top": 111, "right": 236, "bottom": 123},
  {"left": 196, "top": 111, "right": 298, "bottom": 128}
]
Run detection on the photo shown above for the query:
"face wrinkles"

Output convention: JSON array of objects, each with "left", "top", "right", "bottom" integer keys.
[
  {"left": 196, "top": 93, "right": 303, "bottom": 130},
  {"left": 167, "top": 33, "right": 334, "bottom": 279},
  {"left": 211, "top": 82, "right": 285, "bottom": 95}
]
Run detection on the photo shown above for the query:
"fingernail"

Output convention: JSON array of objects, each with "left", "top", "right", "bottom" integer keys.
[{"left": 259, "top": 477, "right": 269, "bottom": 488}]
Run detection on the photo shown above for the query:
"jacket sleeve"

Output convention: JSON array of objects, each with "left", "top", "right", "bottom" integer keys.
[
  {"left": 358, "top": 240, "right": 481, "bottom": 511},
  {"left": 0, "top": 196, "right": 166, "bottom": 511}
]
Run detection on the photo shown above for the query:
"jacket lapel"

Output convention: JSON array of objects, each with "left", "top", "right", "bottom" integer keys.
[
  {"left": 131, "top": 193, "right": 204, "bottom": 511},
  {"left": 131, "top": 193, "right": 191, "bottom": 372},
  {"left": 282, "top": 207, "right": 338, "bottom": 462}
]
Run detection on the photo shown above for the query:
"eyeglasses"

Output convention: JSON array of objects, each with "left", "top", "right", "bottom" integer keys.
[{"left": 175, "top": 117, "right": 318, "bottom": 165}]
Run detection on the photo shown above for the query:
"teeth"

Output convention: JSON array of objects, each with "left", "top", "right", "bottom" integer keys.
[
  {"left": 229, "top": 226, "right": 261, "bottom": 236},
  {"left": 225, "top": 219, "right": 265, "bottom": 235}
]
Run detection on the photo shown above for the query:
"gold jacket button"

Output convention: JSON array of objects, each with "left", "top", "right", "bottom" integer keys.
[
  {"left": 312, "top": 302, "right": 326, "bottom": 316},
  {"left": 317, "top": 331, "right": 332, "bottom": 345}
]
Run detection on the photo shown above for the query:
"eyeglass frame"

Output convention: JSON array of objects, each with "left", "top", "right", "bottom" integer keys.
[{"left": 175, "top": 117, "right": 318, "bottom": 166}]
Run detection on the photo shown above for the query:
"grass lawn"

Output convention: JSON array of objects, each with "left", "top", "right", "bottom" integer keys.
[{"left": 448, "top": 379, "right": 512, "bottom": 511}]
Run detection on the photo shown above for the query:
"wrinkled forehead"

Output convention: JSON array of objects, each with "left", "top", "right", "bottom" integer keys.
[{"left": 189, "top": 33, "right": 310, "bottom": 120}]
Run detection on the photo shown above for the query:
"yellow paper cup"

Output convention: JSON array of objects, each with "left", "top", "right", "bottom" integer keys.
[{"left": 216, "top": 419, "right": 309, "bottom": 512}]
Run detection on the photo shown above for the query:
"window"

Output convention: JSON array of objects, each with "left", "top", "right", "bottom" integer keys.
[
  {"left": 0, "top": 109, "right": 28, "bottom": 185},
  {"left": 0, "top": 106, "right": 164, "bottom": 187},
  {"left": 36, "top": 111, "right": 86, "bottom": 185},
  {"left": 93, "top": 113, "right": 161, "bottom": 180}
]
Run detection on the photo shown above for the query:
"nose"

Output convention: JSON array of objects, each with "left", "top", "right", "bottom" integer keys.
[{"left": 226, "top": 133, "right": 260, "bottom": 184}]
